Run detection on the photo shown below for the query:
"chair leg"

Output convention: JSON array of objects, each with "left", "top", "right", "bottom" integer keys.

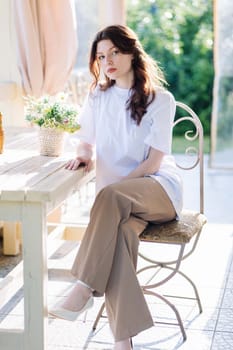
[
  {"left": 172, "top": 268, "right": 203, "bottom": 313},
  {"left": 92, "top": 301, "right": 106, "bottom": 331},
  {"left": 92, "top": 293, "right": 187, "bottom": 342},
  {"left": 157, "top": 265, "right": 202, "bottom": 314},
  {"left": 138, "top": 243, "right": 189, "bottom": 342},
  {"left": 144, "top": 289, "right": 187, "bottom": 342}
]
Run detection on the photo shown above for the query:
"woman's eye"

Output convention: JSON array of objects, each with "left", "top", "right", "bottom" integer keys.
[
  {"left": 112, "top": 50, "right": 119, "bottom": 56},
  {"left": 97, "top": 55, "right": 105, "bottom": 61}
]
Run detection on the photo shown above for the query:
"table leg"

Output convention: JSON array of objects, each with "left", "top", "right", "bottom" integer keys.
[{"left": 22, "top": 202, "right": 48, "bottom": 350}]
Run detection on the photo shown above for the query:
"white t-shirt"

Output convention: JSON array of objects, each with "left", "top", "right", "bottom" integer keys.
[{"left": 72, "top": 84, "right": 183, "bottom": 216}]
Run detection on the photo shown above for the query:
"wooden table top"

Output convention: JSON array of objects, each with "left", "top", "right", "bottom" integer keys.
[{"left": 0, "top": 127, "right": 95, "bottom": 208}]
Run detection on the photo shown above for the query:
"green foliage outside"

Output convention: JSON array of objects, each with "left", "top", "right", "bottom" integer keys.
[{"left": 126, "top": 0, "right": 214, "bottom": 140}]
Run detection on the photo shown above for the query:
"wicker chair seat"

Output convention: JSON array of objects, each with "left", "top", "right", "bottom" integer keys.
[{"left": 139, "top": 210, "right": 207, "bottom": 244}]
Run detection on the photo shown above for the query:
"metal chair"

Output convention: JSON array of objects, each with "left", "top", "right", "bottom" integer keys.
[{"left": 92, "top": 101, "right": 207, "bottom": 341}]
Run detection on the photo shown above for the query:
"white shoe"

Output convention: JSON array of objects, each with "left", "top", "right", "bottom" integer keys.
[{"left": 49, "top": 295, "right": 94, "bottom": 321}]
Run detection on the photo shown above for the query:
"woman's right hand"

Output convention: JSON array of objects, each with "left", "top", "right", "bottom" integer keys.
[
  {"left": 65, "top": 156, "right": 93, "bottom": 172},
  {"left": 65, "top": 142, "right": 94, "bottom": 171}
]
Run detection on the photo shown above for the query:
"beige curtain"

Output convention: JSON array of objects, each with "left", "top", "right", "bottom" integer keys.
[{"left": 13, "top": 0, "right": 77, "bottom": 97}]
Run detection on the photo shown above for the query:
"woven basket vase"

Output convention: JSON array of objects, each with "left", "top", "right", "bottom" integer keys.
[{"left": 39, "top": 127, "right": 65, "bottom": 157}]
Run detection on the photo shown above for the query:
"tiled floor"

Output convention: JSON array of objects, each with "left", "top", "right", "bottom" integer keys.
[{"left": 1, "top": 155, "right": 233, "bottom": 349}]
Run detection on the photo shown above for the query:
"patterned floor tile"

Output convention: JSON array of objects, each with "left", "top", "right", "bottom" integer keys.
[
  {"left": 215, "top": 307, "right": 233, "bottom": 332},
  {"left": 211, "top": 331, "right": 233, "bottom": 350}
]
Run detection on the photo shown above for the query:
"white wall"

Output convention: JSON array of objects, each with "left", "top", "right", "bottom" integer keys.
[
  {"left": 0, "top": 0, "right": 25, "bottom": 127},
  {"left": 74, "top": 0, "right": 126, "bottom": 69},
  {"left": 99, "top": 0, "right": 126, "bottom": 27},
  {"left": 74, "top": 0, "right": 99, "bottom": 69}
]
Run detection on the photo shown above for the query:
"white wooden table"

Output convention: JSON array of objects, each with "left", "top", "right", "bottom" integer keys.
[{"left": 0, "top": 127, "right": 95, "bottom": 350}]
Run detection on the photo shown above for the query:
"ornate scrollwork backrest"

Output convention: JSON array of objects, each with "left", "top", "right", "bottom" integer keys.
[{"left": 173, "top": 101, "right": 204, "bottom": 213}]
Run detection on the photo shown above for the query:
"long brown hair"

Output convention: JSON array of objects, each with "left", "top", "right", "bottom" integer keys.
[{"left": 89, "top": 25, "right": 167, "bottom": 125}]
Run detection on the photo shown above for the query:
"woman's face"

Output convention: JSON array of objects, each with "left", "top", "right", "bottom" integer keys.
[{"left": 96, "top": 39, "right": 134, "bottom": 88}]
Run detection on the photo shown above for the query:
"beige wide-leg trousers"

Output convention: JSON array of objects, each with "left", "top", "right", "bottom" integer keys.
[{"left": 71, "top": 177, "right": 176, "bottom": 341}]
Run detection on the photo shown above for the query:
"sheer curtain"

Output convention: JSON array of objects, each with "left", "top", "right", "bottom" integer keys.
[
  {"left": 211, "top": 0, "right": 233, "bottom": 168},
  {"left": 13, "top": 0, "right": 77, "bottom": 97}
]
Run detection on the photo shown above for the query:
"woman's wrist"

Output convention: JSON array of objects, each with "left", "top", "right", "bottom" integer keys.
[{"left": 76, "top": 143, "right": 93, "bottom": 160}]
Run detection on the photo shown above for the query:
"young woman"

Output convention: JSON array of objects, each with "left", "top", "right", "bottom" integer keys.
[{"left": 50, "top": 25, "right": 183, "bottom": 350}]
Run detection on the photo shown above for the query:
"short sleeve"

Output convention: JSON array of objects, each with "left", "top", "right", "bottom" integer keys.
[
  {"left": 144, "top": 91, "right": 176, "bottom": 154},
  {"left": 72, "top": 91, "right": 96, "bottom": 145}
]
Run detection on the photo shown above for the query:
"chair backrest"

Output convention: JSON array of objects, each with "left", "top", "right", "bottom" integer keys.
[{"left": 174, "top": 101, "right": 204, "bottom": 214}]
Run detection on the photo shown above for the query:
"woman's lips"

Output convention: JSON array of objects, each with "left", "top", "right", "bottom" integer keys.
[{"left": 107, "top": 68, "right": 117, "bottom": 74}]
